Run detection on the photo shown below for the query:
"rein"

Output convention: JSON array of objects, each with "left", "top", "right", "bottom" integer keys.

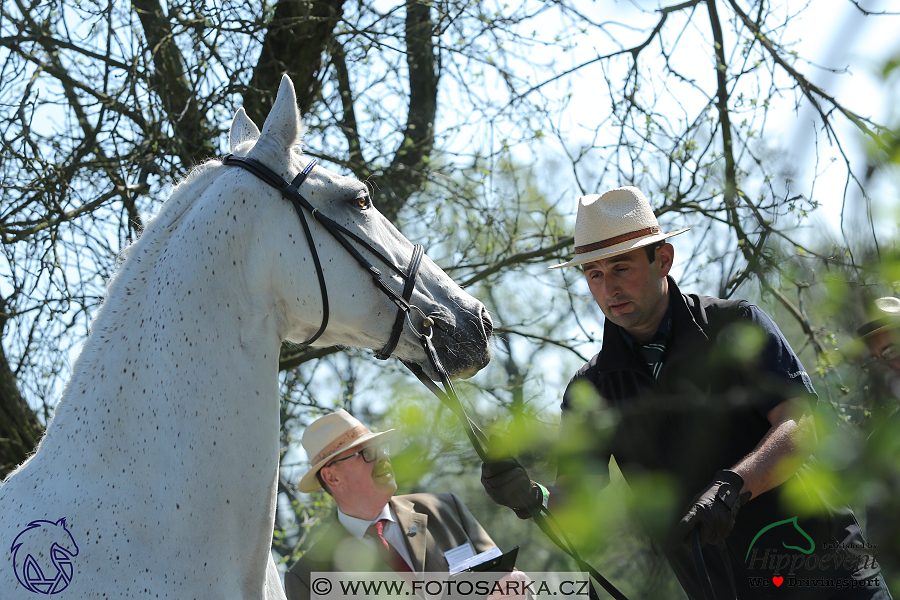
[
  {"left": 222, "top": 154, "right": 726, "bottom": 600},
  {"left": 406, "top": 335, "right": 732, "bottom": 600},
  {"left": 402, "top": 353, "right": 629, "bottom": 600}
]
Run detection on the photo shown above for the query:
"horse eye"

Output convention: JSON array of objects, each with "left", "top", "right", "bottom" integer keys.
[{"left": 357, "top": 196, "right": 369, "bottom": 209}]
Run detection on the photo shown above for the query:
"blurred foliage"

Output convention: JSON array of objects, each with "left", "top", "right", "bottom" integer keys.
[{"left": 749, "top": 43, "right": 900, "bottom": 590}]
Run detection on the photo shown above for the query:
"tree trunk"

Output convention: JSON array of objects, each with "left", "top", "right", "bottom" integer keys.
[
  {"left": 0, "top": 297, "right": 43, "bottom": 480},
  {"left": 243, "top": 0, "right": 347, "bottom": 124}
]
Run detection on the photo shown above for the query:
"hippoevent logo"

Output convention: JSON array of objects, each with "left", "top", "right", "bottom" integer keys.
[
  {"left": 744, "top": 516, "right": 879, "bottom": 590},
  {"left": 746, "top": 516, "right": 815, "bottom": 559},
  {"left": 10, "top": 518, "right": 79, "bottom": 594}
]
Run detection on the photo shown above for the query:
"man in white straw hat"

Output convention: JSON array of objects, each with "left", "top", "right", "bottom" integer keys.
[
  {"left": 480, "top": 187, "right": 891, "bottom": 599},
  {"left": 858, "top": 296, "right": 900, "bottom": 375},
  {"left": 856, "top": 296, "right": 900, "bottom": 421},
  {"left": 855, "top": 298, "right": 900, "bottom": 585},
  {"left": 284, "top": 409, "right": 500, "bottom": 600}
]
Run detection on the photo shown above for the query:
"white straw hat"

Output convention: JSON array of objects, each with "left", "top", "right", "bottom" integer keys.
[
  {"left": 298, "top": 409, "right": 394, "bottom": 493},
  {"left": 857, "top": 297, "right": 900, "bottom": 339},
  {"left": 549, "top": 186, "right": 690, "bottom": 269}
]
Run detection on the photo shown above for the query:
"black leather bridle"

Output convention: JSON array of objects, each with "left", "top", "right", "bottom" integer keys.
[{"left": 223, "top": 154, "right": 426, "bottom": 360}]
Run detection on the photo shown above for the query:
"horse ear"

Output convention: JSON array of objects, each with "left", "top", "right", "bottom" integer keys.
[
  {"left": 255, "top": 74, "right": 305, "bottom": 153},
  {"left": 229, "top": 108, "right": 260, "bottom": 152}
]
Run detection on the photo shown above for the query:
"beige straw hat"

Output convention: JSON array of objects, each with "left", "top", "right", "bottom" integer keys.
[
  {"left": 856, "top": 297, "right": 900, "bottom": 339},
  {"left": 550, "top": 186, "right": 690, "bottom": 269},
  {"left": 298, "top": 409, "right": 394, "bottom": 493}
]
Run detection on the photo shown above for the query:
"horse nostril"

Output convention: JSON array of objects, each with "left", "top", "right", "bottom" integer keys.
[{"left": 480, "top": 307, "right": 494, "bottom": 337}]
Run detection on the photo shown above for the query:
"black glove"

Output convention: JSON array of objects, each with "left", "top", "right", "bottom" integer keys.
[
  {"left": 481, "top": 459, "right": 545, "bottom": 519},
  {"left": 672, "top": 469, "right": 751, "bottom": 547}
]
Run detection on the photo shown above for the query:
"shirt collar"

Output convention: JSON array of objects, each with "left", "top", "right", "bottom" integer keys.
[{"left": 337, "top": 502, "right": 395, "bottom": 540}]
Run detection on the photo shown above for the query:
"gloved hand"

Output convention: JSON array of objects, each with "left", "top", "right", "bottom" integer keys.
[
  {"left": 481, "top": 459, "right": 545, "bottom": 520},
  {"left": 672, "top": 469, "right": 751, "bottom": 547}
]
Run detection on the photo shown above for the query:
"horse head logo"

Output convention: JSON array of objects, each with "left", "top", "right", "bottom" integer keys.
[
  {"left": 10, "top": 518, "right": 79, "bottom": 594},
  {"left": 745, "top": 516, "right": 815, "bottom": 561}
]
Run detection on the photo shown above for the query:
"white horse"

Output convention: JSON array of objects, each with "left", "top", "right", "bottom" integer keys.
[{"left": 1, "top": 75, "right": 492, "bottom": 599}]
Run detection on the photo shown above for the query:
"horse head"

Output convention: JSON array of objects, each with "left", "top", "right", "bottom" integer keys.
[
  {"left": 226, "top": 75, "right": 492, "bottom": 380},
  {"left": 0, "top": 75, "right": 492, "bottom": 600}
]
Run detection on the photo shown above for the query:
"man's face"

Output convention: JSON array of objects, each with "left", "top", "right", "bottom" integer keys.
[
  {"left": 582, "top": 244, "right": 673, "bottom": 342},
  {"left": 865, "top": 329, "right": 900, "bottom": 372},
  {"left": 325, "top": 442, "right": 397, "bottom": 505}
]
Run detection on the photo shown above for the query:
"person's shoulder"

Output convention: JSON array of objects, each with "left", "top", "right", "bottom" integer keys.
[
  {"left": 395, "top": 492, "right": 482, "bottom": 521},
  {"left": 683, "top": 290, "right": 746, "bottom": 313},
  {"left": 395, "top": 492, "right": 459, "bottom": 511},
  {"left": 287, "top": 542, "right": 326, "bottom": 578},
  {"left": 681, "top": 290, "right": 750, "bottom": 328},
  {"left": 571, "top": 350, "right": 604, "bottom": 379},
  {"left": 291, "top": 516, "right": 347, "bottom": 568},
  {"left": 285, "top": 520, "right": 350, "bottom": 596},
  {"left": 698, "top": 296, "right": 780, "bottom": 332}
]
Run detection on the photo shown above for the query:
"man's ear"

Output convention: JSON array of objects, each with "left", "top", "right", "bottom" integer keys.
[
  {"left": 657, "top": 243, "right": 674, "bottom": 277},
  {"left": 320, "top": 466, "right": 341, "bottom": 490}
]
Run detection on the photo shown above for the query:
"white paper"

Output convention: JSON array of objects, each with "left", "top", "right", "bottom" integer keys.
[
  {"left": 443, "top": 542, "right": 475, "bottom": 571},
  {"left": 448, "top": 546, "right": 502, "bottom": 576}
]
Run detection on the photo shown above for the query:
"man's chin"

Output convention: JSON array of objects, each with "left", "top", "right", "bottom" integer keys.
[
  {"left": 604, "top": 314, "right": 633, "bottom": 330},
  {"left": 373, "top": 472, "right": 397, "bottom": 493},
  {"left": 376, "top": 481, "right": 398, "bottom": 500}
]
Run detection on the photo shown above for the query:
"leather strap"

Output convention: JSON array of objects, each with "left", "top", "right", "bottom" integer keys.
[
  {"left": 575, "top": 226, "right": 661, "bottom": 254},
  {"left": 376, "top": 244, "right": 424, "bottom": 360}
]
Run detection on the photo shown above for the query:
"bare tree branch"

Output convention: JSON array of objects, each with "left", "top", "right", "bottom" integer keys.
[
  {"left": 244, "top": 0, "right": 346, "bottom": 122},
  {"left": 726, "top": 0, "right": 886, "bottom": 146},
  {"left": 132, "top": 0, "right": 214, "bottom": 166},
  {"left": 376, "top": 0, "right": 440, "bottom": 222}
]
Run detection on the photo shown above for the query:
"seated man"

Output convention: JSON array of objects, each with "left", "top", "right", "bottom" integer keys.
[
  {"left": 285, "top": 409, "right": 501, "bottom": 600},
  {"left": 856, "top": 296, "right": 900, "bottom": 576},
  {"left": 858, "top": 296, "right": 900, "bottom": 415}
]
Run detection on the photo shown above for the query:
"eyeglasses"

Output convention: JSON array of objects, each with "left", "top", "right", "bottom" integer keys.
[{"left": 325, "top": 444, "right": 389, "bottom": 468}]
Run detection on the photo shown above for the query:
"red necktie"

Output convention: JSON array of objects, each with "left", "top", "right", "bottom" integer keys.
[{"left": 366, "top": 519, "right": 413, "bottom": 573}]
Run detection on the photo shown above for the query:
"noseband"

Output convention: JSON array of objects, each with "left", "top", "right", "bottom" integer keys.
[{"left": 222, "top": 154, "right": 427, "bottom": 359}]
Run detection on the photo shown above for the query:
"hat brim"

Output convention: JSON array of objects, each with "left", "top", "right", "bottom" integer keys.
[
  {"left": 857, "top": 321, "right": 900, "bottom": 340},
  {"left": 297, "top": 429, "right": 395, "bottom": 493},
  {"left": 549, "top": 227, "right": 690, "bottom": 270}
]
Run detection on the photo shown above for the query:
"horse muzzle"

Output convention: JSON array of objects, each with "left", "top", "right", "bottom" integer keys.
[{"left": 424, "top": 304, "right": 493, "bottom": 379}]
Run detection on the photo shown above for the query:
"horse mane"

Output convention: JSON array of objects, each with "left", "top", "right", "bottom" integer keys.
[
  {"left": 27, "top": 157, "right": 241, "bottom": 452},
  {"left": 107, "top": 159, "right": 225, "bottom": 293}
]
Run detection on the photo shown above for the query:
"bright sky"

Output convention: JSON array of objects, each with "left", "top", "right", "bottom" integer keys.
[
  {"left": 464, "top": 0, "right": 900, "bottom": 246},
  {"left": 784, "top": 0, "right": 900, "bottom": 241}
]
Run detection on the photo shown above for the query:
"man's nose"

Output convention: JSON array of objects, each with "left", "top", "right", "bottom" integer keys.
[{"left": 603, "top": 279, "right": 621, "bottom": 299}]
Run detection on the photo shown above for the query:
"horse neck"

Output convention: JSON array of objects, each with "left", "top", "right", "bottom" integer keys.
[{"left": 44, "top": 182, "right": 283, "bottom": 472}]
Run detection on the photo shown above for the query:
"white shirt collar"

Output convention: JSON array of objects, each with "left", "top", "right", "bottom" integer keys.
[{"left": 337, "top": 502, "right": 394, "bottom": 540}]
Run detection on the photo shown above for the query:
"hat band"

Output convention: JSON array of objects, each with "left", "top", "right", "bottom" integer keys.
[
  {"left": 575, "top": 226, "right": 661, "bottom": 255},
  {"left": 312, "top": 425, "right": 370, "bottom": 465}
]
